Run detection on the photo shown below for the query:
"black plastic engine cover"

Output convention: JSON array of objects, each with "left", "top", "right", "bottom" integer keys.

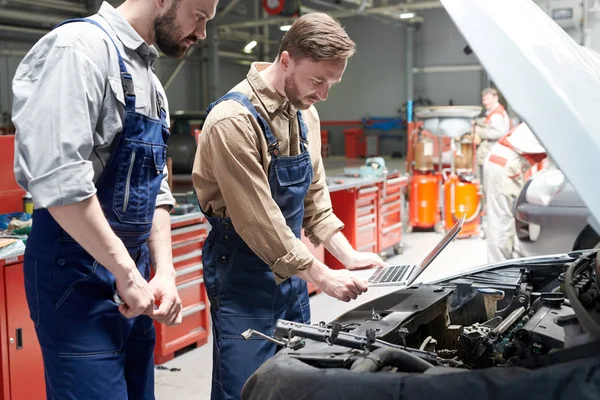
[{"left": 330, "top": 284, "right": 453, "bottom": 343}]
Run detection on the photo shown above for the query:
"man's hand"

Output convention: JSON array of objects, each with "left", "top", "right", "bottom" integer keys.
[
  {"left": 320, "top": 268, "right": 368, "bottom": 302},
  {"left": 115, "top": 265, "right": 156, "bottom": 319},
  {"left": 296, "top": 259, "right": 368, "bottom": 302},
  {"left": 148, "top": 270, "right": 183, "bottom": 326},
  {"left": 344, "top": 250, "right": 387, "bottom": 271}
]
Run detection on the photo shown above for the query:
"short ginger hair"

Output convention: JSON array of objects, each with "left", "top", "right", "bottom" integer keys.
[{"left": 277, "top": 12, "right": 356, "bottom": 62}]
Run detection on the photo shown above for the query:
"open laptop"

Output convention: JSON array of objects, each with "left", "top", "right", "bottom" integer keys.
[{"left": 366, "top": 215, "right": 465, "bottom": 287}]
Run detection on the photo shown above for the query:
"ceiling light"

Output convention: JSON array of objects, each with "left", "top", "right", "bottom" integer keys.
[
  {"left": 399, "top": 12, "right": 415, "bottom": 19},
  {"left": 243, "top": 40, "right": 258, "bottom": 53},
  {"left": 280, "top": 25, "right": 291, "bottom": 31}
]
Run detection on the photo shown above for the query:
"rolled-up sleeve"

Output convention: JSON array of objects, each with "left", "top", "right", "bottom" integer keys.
[
  {"left": 195, "top": 116, "right": 315, "bottom": 283},
  {"left": 302, "top": 150, "right": 344, "bottom": 246},
  {"left": 153, "top": 85, "right": 175, "bottom": 209},
  {"left": 12, "top": 45, "right": 105, "bottom": 208}
]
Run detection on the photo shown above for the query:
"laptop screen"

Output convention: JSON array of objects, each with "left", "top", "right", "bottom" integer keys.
[{"left": 407, "top": 215, "right": 465, "bottom": 285}]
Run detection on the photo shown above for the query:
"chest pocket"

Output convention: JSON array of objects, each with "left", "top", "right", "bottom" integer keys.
[{"left": 107, "top": 78, "right": 150, "bottom": 113}]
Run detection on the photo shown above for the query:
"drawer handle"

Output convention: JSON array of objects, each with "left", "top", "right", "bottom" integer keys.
[
  {"left": 381, "top": 208, "right": 401, "bottom": 218},
  {"left": 173, "top": 249, "right": 203, "bottom": 264},
  {"left": 381, "top": 198, "right": 402, "bottom": 207},
  {"left": 357, "top": 205, "right": 375, "bottom": 214},
  {"left": 171, "top": 235, "right": 206, "bottom": 249},
  {"left": 182, "top": 303, "right": 206, "bottom": 318},
  {"left": 358, "top": 187, "right": 378, "bottom": 195},
  {"left": 177, "top": 277, "right": 204, "bottom": 291},
  {"left": 171, "top": 213, "right": 205, "bottom": 224},
  {"left": 172, "top": 225, "right": 206, "bottom": 236},
  {"left": 357, "top": 242, "right": 377, "bottom": 252},
  {"left": 16, "top": 328, "right": 23, "bottom": 350},
  {"left": 387, "top": 177, "right": 406, "bottom": 186},
  {"left": 356, "top": 215, "right": 374, "bottom": 225},
  {"left": 176, "top": 263, "right": 203, "bottom": 277},
  {"left": 357, "top": 222, "right": 376, "bottom": 232},
  {"left": 382, "top": 222, "right": 403, "bottom": 234}
]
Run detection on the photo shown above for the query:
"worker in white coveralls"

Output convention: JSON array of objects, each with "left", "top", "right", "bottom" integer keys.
[
  {"left": 483, "top": 122, "right": 547, "bottom": 263},
  {"left": 468, "top": 88, "right": 511, "bottom": 182}
]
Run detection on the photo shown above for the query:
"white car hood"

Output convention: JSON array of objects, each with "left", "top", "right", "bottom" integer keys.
[{"left": 441, "top": 0, "right": 600, "bottom": 225}]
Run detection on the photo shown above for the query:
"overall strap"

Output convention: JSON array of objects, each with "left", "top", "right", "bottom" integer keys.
[
  {"left": 53, "top": 18, "right": 136, "bottom": 112},
  {"left": 296, "top": 110, "right": 309, "bottom": 153},
  {"left": 207, "top": 92, "right": 280, "bottom": 157}
]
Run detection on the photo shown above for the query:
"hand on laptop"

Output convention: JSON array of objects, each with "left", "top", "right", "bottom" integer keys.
[{"left": 344, "top": 250, "right": 388, "bottom": 271}]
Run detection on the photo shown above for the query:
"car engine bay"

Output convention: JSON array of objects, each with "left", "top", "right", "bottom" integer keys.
[{"left": 241, "top": 250, "right": 600, "bottom": 399}]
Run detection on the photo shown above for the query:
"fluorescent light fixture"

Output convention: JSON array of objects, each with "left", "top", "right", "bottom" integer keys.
[
  {"left": 280, "top": 25, "right": 292, "bottom": 31},
  {"left": 243, "top": 40, "right": 258, "bottom": 53},
  {"left": 399, "top": 12, "right": 415, "bottom": 19}
]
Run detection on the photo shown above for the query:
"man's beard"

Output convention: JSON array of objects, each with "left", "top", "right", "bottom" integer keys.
[
  {"left": 154, "top": 1, "right": 194, "bottom": 58},
  {"left": 284, "top": 73, "right": 312, "bottom": 110}
]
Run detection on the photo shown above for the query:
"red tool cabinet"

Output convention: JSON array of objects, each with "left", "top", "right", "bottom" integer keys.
[
  {"left": 0, "top": 255, "right": 46, "bottom": 400},
  {"left": 377, "top": 174, "right": 408, "bottom": 258},
  {"left": 154, "top": 212, "right": 211, "bottom": 364},
  {"left": 325, "top": 183, "right": 380, "bottom": 269}
]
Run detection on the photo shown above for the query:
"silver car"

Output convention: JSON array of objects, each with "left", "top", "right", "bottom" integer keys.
[{"left": 514, "top": 167, "right": 600, "bottom": 256}]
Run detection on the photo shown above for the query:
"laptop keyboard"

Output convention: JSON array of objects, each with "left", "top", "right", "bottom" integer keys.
[{"left": 368, "top": 264, "right": 414, "bottom": 284}]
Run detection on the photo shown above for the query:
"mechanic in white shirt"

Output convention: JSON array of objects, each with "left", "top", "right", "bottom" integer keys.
[{"left": 483, "top": 122, "right": 547, "bottom": 263}]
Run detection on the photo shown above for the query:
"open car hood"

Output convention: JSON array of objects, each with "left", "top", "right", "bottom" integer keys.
[{"left": 440, "top": 0, "right": 600, "bottom": 224}]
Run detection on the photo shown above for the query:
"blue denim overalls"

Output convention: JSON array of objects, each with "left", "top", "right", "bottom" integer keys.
[
  {"left": 202, "top": 92, "right": 312, "bottom": 400},
  {"left": 22, "top": 18, "right": 169, "bottom": 399}
]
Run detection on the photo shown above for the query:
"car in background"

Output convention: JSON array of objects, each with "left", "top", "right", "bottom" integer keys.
[
  {"left": 167, "top": 111, "right": 206, "bottom": 174},
  {"left": 514, "top": 166, "right": 600, "bottom": 256}
]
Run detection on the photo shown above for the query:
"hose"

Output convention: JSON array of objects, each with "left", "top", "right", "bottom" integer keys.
[
  {"left": 564, "top": 260, "right": 600, "bottom": 336},
  {"left": 419, "top": 336, "right": 434, "bottom": 351},
  {"left": 350, "top": 347, "right": 434, "bottom": 373}
]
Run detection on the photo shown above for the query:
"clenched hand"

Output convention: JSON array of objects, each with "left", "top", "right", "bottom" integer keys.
[{"left": 148, "top": 271, "right": 183, "bottom": 326}]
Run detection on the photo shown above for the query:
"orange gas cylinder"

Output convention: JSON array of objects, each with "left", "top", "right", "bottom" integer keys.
[
  {"left": 443, "top": 174, "right": 481, "bottom": 237},
  {"left": 409, "top": 173, "right": 440, "bottom": 230}
]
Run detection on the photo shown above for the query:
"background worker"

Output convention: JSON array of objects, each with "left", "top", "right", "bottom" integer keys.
[
  {"left": 483, "top": 122, "right": 547, "bottom": 263},
  {"left": 192, "top": 13, "right": 387, "bottom": 400},
  {"left": 469, "top": 87, "right": 511, "bottom": 182},
  {"left": 12, "top": 0, "right": 217, "bottom": 398}
]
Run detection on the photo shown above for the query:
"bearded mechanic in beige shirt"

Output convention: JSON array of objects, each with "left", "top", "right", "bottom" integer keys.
[{"left": 193, "top": 14, "right": 386, "bottom": 303}]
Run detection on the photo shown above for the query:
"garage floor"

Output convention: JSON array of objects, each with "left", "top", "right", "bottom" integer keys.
[{"left": 155, "top": 157, "right": 489, "bottom": 399}]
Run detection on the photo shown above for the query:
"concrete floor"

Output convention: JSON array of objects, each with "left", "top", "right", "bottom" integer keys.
[{"left": 155, "top": 157, "right": 489, "bottom": 399}]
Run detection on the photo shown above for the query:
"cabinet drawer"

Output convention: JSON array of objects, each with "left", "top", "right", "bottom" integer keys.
[
  {"left": 173, "top": 249, "right": 203, "bottom": 270},
  {"left": 356, "top": 218, "right": 377, "bottom": 251},
  {"left": 380, "top": 198, "right": 402, "bottom": 216},
  {"left": 163, "top": 303, "right": 208, "bottom": 347},
  {"left": 172, "top": 239, "right": 204, "bottom": 259},
  {"left": 380, "top": 224, "right": 402, "bottom": 251},
  {"left": 175, "top": 263, "right": 203, "bottom": 285},
  {"left": 177, "top": 276, "right": 205, "bottom": 309},
  {"left": 356, "top": 204, "right": 375, "bottom": 218},
  {"left": 172, "top": 224, "right": 208, "bottom": 246},
  {"left": 383, "top": 177, "right": 406, "bottom": 195},
  {"left": 356, "top": 186, "right": 378, "bottom": 207}
]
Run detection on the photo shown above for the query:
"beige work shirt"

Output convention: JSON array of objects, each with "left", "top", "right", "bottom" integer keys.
[{"left": 192, "top": 62, "right": 344, "bottom": 283}]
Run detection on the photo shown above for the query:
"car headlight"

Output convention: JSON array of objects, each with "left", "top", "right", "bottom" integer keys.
[{"left": 525, "top": 169, "right": 566, "bottom": 206}]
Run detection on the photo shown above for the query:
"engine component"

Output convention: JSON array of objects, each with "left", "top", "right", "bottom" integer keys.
[
  {"left": 503, "top": 299, "right": 573, "bottom": 361},
  {"left": 457, "top": 307, "right": 527, "bottom": 368},
  {"left": 331, "top": 285, "right": 453, "bottom": 347},
  {"left": 274, "top": 320, "right": 439, "bottom": 363},
  {"left": 350, "top": 347, "right": 433, "bottom": 373},
  {"left": 564, "top": 253, "right": 600, "bottom": 336}
]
